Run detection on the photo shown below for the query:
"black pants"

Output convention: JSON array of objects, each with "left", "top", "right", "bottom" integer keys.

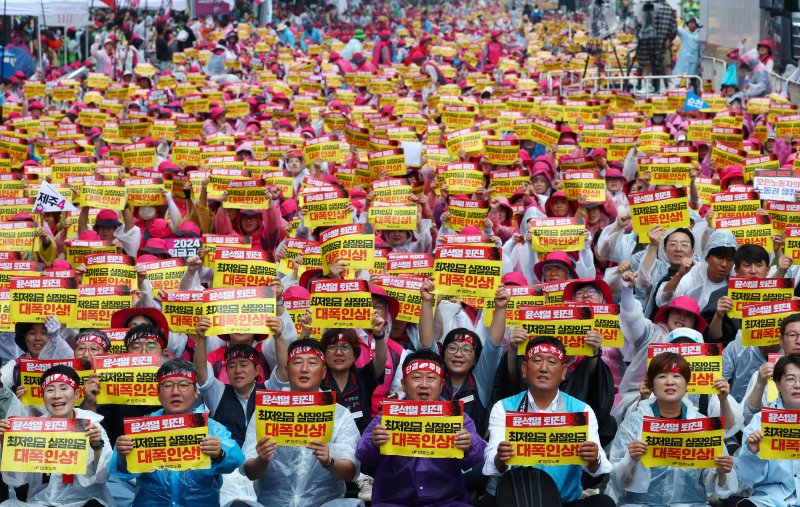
[
  {"left": 480, "top": 493, "right": 615, "bottom": 507},
  {"left": 564, "top": 495, "right": 617, "bottom": 507},
  {"left": 737, "top": 501, "right": 760, "bottom": 507}
]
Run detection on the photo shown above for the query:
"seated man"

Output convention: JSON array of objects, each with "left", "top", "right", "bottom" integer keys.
[
  {"left": 110, "top": 359, "right": 245, "bottom": 506},
  {"left": 238, "top": 338, "right": 362, "bottom": 507},
  {"left": 483, "top": 337, "right": 614, "bottom": 507},
  {"left": 356, "top": 350, "right": 486, "bottom": 506}
]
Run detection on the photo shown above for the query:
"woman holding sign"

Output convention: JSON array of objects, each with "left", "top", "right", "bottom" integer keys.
[
  {"left": 738, "top": 353, "right": 800, "bottom": 507},
  {"left": 0, "top": 365, "right": 114, "bottom": 507},
  {"left": 608, "top": 352, "right": 737, "bottom": 506}
]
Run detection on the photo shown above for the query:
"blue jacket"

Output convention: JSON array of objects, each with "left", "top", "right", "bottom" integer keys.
[{"left": 110, "top": 407, "right": 245, "bottom": 507}]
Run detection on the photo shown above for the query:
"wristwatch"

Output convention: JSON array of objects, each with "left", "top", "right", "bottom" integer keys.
[
  {"left": 212, "top": 449, "right": 226, "bottom": 464},
  {"left": 90, "top": 439, "right": 105, "bottom": 451},
  {"left": 323, "top": 456, "right": 335, "bottom": 470}
]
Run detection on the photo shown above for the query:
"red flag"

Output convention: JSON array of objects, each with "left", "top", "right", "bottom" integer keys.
[
  {"left": 726, "top": 49, "right": 739, "bottom": 62},
  {"left": 99, "top": 0, "right": 116, "bottom": 8}
]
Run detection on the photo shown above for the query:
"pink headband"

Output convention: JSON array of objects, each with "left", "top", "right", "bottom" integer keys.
[
  {"left": 526, "top": 344, "right": 565, "bottom": 364},
  {"left": 41, "top": 373, "right": 78, "bottom": 391},
  {"left": 402, "top": 360, "right": 444, "bottom": 378}
]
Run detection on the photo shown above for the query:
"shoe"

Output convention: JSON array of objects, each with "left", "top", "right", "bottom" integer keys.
[{"left": 356, "top": 473, "right": 373, "bottom": 502}]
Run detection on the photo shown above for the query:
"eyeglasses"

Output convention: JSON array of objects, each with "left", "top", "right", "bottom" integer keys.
[
  {"left": 573, "top": 287, "right": 598, "bottom": 299},
  {"left": 446, "top": 344, "right": 475, "bottom": 355},
  {"left": 159, "top": 381, "right": 194, "bottom": 392},
  {"left": 326, "top": 344, "right": 353, "bottom": 353},
  {"left": 784, "top": 332, "right": 800, "bottom": 341},
  {"left": 781, "top": 375, "right": 800, "bottom": 387},
  {"left": 129, "top": 341, "right": 160, "bottom": 353},
  {"left": 666, "top": 241, "right": 692, "bottom": 249}
]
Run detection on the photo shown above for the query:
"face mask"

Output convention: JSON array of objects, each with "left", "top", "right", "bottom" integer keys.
[{"left": 139, "top": 206, "right": 156, "bottom": 221}]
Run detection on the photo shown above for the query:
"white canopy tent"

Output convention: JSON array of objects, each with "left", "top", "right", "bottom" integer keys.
[
  {"left": 127, "top": 0, "right": 189, "bottom": 11},
  {"left": 1, "top": 0, "right": 92, "bottom": 27}
]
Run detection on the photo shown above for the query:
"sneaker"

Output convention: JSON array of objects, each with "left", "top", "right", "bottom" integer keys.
[{"left": 356, "top": 473, "right": 373, "bottom": 502}]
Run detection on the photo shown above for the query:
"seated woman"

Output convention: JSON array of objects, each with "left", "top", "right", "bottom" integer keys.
[
  {"left": 608, "top": 352, "right": 738, "bottom": 506},
  {"left": 738, "top": 353, "right": 800, "bottom": 507}
]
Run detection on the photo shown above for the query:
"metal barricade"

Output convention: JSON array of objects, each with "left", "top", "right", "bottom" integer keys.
[
  {"left": 547, "top": 68, "right": 627, "bottom": 95},
  {"left": 579, "top": 74, "right": 702, "bottom": 94},
  {"left": 701, "top": 56, "right": 728, "bottom": 91}
]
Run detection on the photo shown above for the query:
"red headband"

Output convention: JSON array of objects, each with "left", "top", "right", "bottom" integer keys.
[
  {"left": 157, "top": 370, "right": 197, "bottom": 384},
  {"left": 288, "top": 345, "right": 325, "bottom": 361},
  {"left": 226, "top": 349, "right": 259, "bottom": 366},
  {"left": 75, "top": 333, "right": 108, "bottom": 350},
  {"left": 41, "top": 373, "right": 78, "bottom": 391},
  {"left": 452, "top": 333, "right": 475, "bottom": 347},
  {"left": 526, "top": 344, "right": 566, "bottom": 364},
  {"left": 335, "top": 333, "right": 349, "bottom": 343},
  {"left": 669, "top": 363, "right": 682, "bottom": 373},
  {"left": 402, "top": 359, "right": 444, "bottom": 378},
  {"left": 128, "top": 333, "right": 166, "bottom": 349}
]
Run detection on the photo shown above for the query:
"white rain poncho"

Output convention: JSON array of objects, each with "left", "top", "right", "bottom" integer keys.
[
  {"left": 608, "top": 397, "right": 738, "bottom": 507},
  {"left": 2, "top": 408, "right": 114, "bottom": 507}
]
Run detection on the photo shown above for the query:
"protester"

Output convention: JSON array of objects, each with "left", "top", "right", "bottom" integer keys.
[
  {"left": 239, "top": 339, "right": 361, "bottom": 507},
  {"left": 483, "top": 337, "right": 614, "bottom": 507},
  {"left": 608, "top": 352, "right": 738, "bottom": 506},
  {"left": 0, "top": 365, "right": 114, "bottom": 507},
  {"left": 3, "top": 3, "right": 799, "bottom": 505},
  {"left": 356, "top": 350, "right": 487, "bottom": 507},
  {"left": 110, "top": 359, "right": 244, "bottom": 506}
]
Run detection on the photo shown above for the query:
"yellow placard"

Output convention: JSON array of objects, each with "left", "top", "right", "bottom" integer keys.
[
  {"left": 1, "top": 418, "right": 89, "bottom": 475},
  {"left": 505, "top": 411, "right": 589, "bottom": 466},
  {"left": 641, "top": 417, "right": 724, "bottom": 469},
  {"left": 255, "top": 390, "right": 335, "bottom": 446},
  {"left": 125, "top": 413, "right": 210, "bottom": 473},
  {"left": 94, "top": 354, "right": 160, "bottom": 405},
  {"left": 381, "top": 401, "right": 464, "bottom": 458}
]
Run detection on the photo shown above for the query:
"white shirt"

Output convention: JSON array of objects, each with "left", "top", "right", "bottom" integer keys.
[{"left": 483, "top": 390, "right": 612, "bottom": 477}]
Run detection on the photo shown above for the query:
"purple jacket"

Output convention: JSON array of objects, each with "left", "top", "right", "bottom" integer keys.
[{"left": 355, "top": 412, "right": 486, "bottom": 507}]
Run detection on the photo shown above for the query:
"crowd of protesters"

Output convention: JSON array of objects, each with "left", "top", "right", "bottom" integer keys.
[{"left": 0, "top": 0, "right": 794, "bottom": 506}]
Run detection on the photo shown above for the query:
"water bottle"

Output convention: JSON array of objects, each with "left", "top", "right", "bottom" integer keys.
[{"left": 744, "top": 76, "right": 749, "bottom": 89}]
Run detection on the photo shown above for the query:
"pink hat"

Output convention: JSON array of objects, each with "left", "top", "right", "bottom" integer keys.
[
  {"left": 590, "top": 148, "right": 607, "bottom": 159},
  {"left": 501, "top": 272, "right": 528, "bottom": 286},
  {"left": 146, "top": 218, "right": 172, "bottom": 239},
  {"left": 175, "top": 221, "right": 201, "bottom": 237},
  {"left": 563, "top": 278, "right": 613, "bottom": 303},
  {"left": 210, "top": 107, "right": 227, "bottom": 121},
  {"left": 460, "top": 226, "right": 482, "bottom": 235},
  {"left": 653, "top": 296, "right": 707, "bottom": 333},
  {"left": 77, "top": 230, "right": 101, "bottom": 241},
  {"left": 280, "top": 199, "right": 298, "bottom": 216},
  {"left": 140, "top": 237, "right": 169, "bottom": 255},
  {"left": 533, "top": 251, "right": 578, "bottom": 281},
  {"left": 158, "top": 161, "right": 180, "bottom": 173},
  {"left": 136, "top": 254, "right": 159, "bottom": 263},
  {"left": 283, "top": 285, "right": 311, "bottom": 300},
  {"left": 47, "top": 259, "right": 73, "bottom": 271},
  {"left": 720, "top": 164, "right": 744, "bottom": 190},
  {"left": 94, "top": 209, "right": 121, "bottom": 228},
  {"left": 605, "top": 168, "right": 625, "bottom": 180}
]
